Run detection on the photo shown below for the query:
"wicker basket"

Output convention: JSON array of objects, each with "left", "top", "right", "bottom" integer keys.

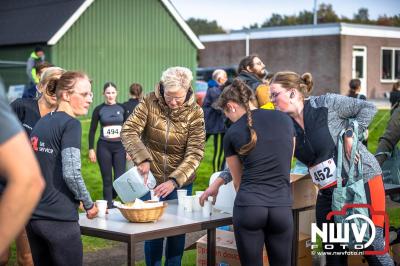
[{"left": 118, "top": 201, "right": 168, "bottom": 223}]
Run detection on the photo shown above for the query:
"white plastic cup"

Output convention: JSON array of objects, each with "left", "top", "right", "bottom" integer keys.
[
  {"left": 183, "top": 195, "right": 193, "bottom": 212},
  {"left": 177, "top": 189, "right": 187, "bottom": 205},
  {"left": 96, "top": 200, "right": 107, "bottom": 218},
  {"left": 150, "top": 190, "right": 159, "bottom": 201},
  {"left": 202, "top": 197, "right": 213, "bottom": 217},
  {"left": 193, "top": 194, "right": 202, "bottom": 211}
]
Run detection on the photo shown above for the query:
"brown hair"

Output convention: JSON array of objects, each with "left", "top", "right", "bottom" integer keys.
[
  {"left": 348, "top": 79, "right": 361, "bottom": 97},
  {"left": 129, "top": 83, "right": 143, "bottom": 98},
  {"left": 237, "top": 54, "right": 259, "bottom": 74},
  {"left": 47, "top": 71, "right": 89, "bottom": 99},
  {"left": 103, "top": 81, "right": 117, "bottom": 92},
  {"left": 217, "top": 78, "right": 257, "bottom": 155},
  {"left": 392, "top": 81, "right": 400, "bottom": 92},
  {"left": 36, "top": 61, "right": 54, "bottom": 78},
  {"left": 270, "top": 71, "right": 313, "bottom": 98}
]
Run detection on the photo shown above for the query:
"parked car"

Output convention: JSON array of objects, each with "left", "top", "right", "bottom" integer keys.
[
  {"left": 194, "top": 80, "right": 207, "bottom": 106},
  {"left": 7, "top": 84, "right": 25, "bottom": 103},
  {"left": 196, "top": 66, "right": 237, "bottom": 83}
]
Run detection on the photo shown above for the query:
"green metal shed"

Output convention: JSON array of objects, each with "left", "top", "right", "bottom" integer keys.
[{"left": 0, "top": 0, "right": 204, "bottom": 110}]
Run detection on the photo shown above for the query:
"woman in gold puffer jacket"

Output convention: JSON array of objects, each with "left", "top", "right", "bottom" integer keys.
[{"left": 121, "top": 66, "right": 205, "bottom": 266}]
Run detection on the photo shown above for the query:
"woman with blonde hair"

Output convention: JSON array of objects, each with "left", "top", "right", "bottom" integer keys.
[
  {"left": 0, "top": 67, "right": 66, "bottom": 266},
  {"left": 270, "top": 71, "right": 393, "bottom": 266},
  {"left": 122, "top": 66, "right": 205, "bottom": 266}
]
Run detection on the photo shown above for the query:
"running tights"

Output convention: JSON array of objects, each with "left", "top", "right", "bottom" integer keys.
[{"left": 233, "top": 206, "right": 293, "bottom": 266}]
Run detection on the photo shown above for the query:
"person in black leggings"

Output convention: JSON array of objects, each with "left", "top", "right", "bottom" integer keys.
[
  {"left": 203, "top": 69, "right": 228, "bottom": 172},
  {"left": 217, "top": 79, "right": 294, "bottom": 266},
  {"left": 88, "top": 82, "right": 126, "bottom": 208}
]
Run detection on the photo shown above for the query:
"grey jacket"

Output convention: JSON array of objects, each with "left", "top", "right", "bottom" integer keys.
[{"left": 220, "top": 94, "right": 380, "bottom": 184}]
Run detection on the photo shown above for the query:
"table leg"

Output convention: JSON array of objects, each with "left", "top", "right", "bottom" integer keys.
[
  {"left": 128, "top": 237, "right": 136, "bottom": 266},
  {"left": 207, "top": 228, "right": 216, "bottom": 266},
  {"left": 292, "top": 210, "right": 299, "bottom": 266}
]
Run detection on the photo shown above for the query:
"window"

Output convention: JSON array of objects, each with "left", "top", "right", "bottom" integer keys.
[{"left": 381, "top": 48, "right": 400, "bottom": 81}]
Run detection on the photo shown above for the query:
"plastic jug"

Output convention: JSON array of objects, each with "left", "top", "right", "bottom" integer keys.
[{"left": 113, "top": 166, "right": 156, "bottom": 203}]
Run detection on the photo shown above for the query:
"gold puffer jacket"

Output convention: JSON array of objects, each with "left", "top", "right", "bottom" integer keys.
[{"left": 121, "top": 84, "right": 206, "bottom": 187}]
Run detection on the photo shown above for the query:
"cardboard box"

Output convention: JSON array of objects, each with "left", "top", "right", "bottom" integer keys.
[
  {"left": 196, "top": 230, "right": 312, "bottom": 266},
  {"left": 290, "top": 174, "right": 318, "bottom": 210},
  {"left": 348, "top": 255, "right": 368, "bottom": 266}
]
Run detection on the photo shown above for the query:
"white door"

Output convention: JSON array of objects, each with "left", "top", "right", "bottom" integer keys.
[{"left": 352, "top": 46, "right": 367, "bottom": 96}]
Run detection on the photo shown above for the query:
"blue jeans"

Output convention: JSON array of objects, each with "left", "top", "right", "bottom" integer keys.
[{"left": 141, "top": 183, "right": 193, "bottom": 266}]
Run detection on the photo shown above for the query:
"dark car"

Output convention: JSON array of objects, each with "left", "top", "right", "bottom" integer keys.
[
  {"left": 194, "top": 80, "right": 207, "bottom": 106},
  {"left": 196, "top": 66, "right": 237, "bottom": 83}
]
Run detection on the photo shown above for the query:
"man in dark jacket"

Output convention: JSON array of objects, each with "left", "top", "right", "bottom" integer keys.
[
  {"left": 203, "top": 69, "right": 227, "bottom": 172},
  {"left": 375, "top": 105, "right": 400, "bottom": 166},
  {"left": 237, "top": 55, "right": 273, "bottom": 109}
]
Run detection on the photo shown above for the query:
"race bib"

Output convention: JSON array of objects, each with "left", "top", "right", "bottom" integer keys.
[
  {"left": 103, "top": 125, "right": 121, "bottom": 139},
  {"left": 309, "top": 158, "right": 337, "bottom": 188}
]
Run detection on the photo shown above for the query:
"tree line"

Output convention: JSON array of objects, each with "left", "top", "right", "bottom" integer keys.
[{"left": 186, "top": 4, "right": 400, "bottom": 35}]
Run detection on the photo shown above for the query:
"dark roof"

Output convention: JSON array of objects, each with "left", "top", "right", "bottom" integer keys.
[{"left": 0, "top": 0, "right": 84, "bottom": 46}]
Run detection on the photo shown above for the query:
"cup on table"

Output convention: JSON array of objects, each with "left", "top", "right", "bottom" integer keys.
[
  {"left": 177, "top": 189, "right": 187, "bottom": 206},
  {"left": 193, "top": 194, "right": 202, "bottom": 212},
  {"left": 202, "top": 196, "right": 213, "bottom": 217},
  {"left": 96, "top": 200, "right": 107, "bottom": 218},
  {"left": 150, "top": 190, "right": 159, "bottom": 201},
  {"left": 183, "top": 195, "right": 194, "bottom": 212}
]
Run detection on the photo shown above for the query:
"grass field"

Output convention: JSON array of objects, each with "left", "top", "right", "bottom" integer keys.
[{"left": 7, "top": 109, "right": 400, "bottom": 265}]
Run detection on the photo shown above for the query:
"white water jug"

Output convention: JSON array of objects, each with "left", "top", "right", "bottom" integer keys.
[{"left": 113, "top": 166, "right": 156, "bottom": 203}]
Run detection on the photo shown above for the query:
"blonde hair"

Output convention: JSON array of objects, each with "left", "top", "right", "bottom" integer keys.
[
  {"left": 38, "top": 67, "right": 66, "bottom": 96},
  {"left": 270, "top": 71, "right": 313, "bottom": 98},
  {"left": 161, "top": 66, "right": 193, "bottom": 93},
  {"left": 212, "top": 69, "right": 227, "bottom": 82}
]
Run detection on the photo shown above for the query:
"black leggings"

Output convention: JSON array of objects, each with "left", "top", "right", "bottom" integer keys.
[
  {"left": 26, "top": 220, "right": 82, "bottom": 266},
  {"left": 97, "top": 139, "right": 126, "bottom": 208},
  {"left": 206, "top": 133, "right": 225, "bottom": 172},
  {"left": 233, "top": 206, "right": 293, "bottom": 266}
]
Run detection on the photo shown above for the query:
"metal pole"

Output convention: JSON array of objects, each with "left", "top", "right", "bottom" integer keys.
[
  {"left": 245, "top": 32, "right": 250, "bottom": 56},
  {"left": 313, "top": 0, "right": 318, "bottom": 25}
]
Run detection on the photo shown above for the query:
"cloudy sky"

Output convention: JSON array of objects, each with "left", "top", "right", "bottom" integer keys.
[{"left": 170, "top": 0, "right": 400, "bottom": 31}]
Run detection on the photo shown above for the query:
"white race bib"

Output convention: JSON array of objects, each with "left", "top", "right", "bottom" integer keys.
[
  {"left": 103, "top": 125, "right": 122, "bottom": 139},
  {"left": 309, "top": 158, "right": 337, "bottom": 188}
]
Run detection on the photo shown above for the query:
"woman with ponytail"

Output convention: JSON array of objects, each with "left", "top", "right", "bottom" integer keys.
[
  {"left": 27, "top": 71, "right": 98, "bottom": 266},
  {"left": 217, "top": 78, "right": 295, "bottom": 266},
  {"left": 270, "top": 71, "right": 393, "bottom": 266}
]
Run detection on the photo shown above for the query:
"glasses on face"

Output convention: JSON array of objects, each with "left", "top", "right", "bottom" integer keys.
[
  {"left": 164, "top": 93, "right": 186, "bottom": 102},
  {"left": 72, "top": 91, "right": 94, "bottom": 99}
]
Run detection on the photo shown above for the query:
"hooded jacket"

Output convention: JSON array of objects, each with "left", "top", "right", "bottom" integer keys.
[
  {"left": 121, "top": 84, "right": 205, "bottom": 187},
  {"left": 237, "top": 71, "right": 273, "bottom": 109}
]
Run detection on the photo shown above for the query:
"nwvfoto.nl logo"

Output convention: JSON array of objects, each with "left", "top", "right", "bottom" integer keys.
[{"left": 311, "top": 204, "right": 389, "bottom": 255}]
